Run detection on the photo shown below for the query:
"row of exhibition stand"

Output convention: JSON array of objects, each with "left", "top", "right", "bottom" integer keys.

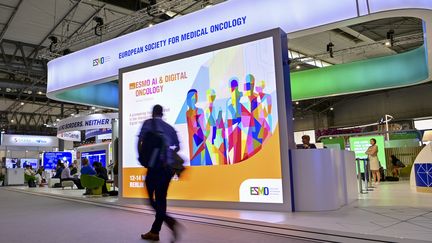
[
  {"left": 0, "top": 114, "right": 118, "bottom": 186},
  {"left": 0, "top": 111, "right": 430, "bottom": 211},
  {"left": 3, "top": 0, "right": 432, "bottom": 212}
]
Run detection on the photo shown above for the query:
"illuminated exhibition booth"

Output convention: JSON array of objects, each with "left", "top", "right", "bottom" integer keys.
[
  {"left": 0, "top": 134, "right": 73, "bottom": 185},
  {"left": 46, "top": 0, "right": 432, "bottom": 211},
  {"left": 55, "top": 113, "right": 118, "bottom": 169}
]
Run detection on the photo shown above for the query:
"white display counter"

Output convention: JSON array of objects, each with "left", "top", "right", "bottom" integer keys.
[
  {"left": 291, "top": 149, "right": 357, "bottom": 211},
  {"left": 5, "top": 168, "right": 24, "bottom": 186}
]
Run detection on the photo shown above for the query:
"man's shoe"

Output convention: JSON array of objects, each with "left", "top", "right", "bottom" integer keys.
[
  {"left": 141, "top": 232, "right": 159, "bottom": 241},
  {"left": 168, "top": 220, "right": 181, "bottom": 242}
]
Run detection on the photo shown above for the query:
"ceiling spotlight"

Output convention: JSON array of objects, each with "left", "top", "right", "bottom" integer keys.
[
  {"left": 93, "top": 16, "right": 104, "bottom": 36},
  {"left": 20, "top": 102, "right": 24, "bottom": 106},
  {"left": 70, "top": 113, "right": 74, "bottom": 117},
  {"left": 48, "top": 36, "right": 58, "bottom": 52},
  {"left": 386, "top": 29, "right": 395, "bottom": 47},
  {"left": 38, "top": 91, "right": 43, "bottom": 95},
  {"left": 1, "top": 130, "right": 5, "bottom": 134},
  {"left": 11, "top": 119, "right": 14, "bottom": 123},
  {"left": 296, "top": 65, "right": 301, "bottom": 70},
  {"left": 326, "top": 42, "right": 334, "bottom": 58},
  {"left": 91, "top": 106, "right": 96, "bottom": 110},
  {"left": 295, "top": 101, "right": 299, "bottom": 105},
  {"left": 56, "top": 118, "right": 60, "bottom": 122},
  {"left": 292, "top": 117, "right": 295, "bottom": 121},
  {"left": 384, "top": 41, "right": 391, "bottom": 46},
  {"left": 148, "top": 23, "right": 154, "bottom": 27},
  {"left": 330, "top": 107, "right": 334, "bottom": 111}
]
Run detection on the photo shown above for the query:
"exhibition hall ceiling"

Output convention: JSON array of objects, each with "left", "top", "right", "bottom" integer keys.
[{"left": 0, "top": 0, "right": 426, "bottom": 134}]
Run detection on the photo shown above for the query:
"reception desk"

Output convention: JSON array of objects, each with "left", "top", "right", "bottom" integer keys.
[
  {"left": 5, "top": 168, "right": 24, "bottom": 186},
  {"left": 291, "top": 149, "right": 357, "bottom": 211}
]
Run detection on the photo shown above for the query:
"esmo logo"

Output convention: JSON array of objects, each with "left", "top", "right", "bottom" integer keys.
[
  {"left": 93, "top": 56, "right": 110, "bottom": 66},
  {"left": 250, "top": 186, "right": 270, "bottom": 196},
  {"left": 93, "top": 57, "right": 105, "bottom": 66}
]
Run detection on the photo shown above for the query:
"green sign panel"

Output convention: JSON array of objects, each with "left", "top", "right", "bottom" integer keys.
[{"left": 349, "top": 135, "right": 387, "bottom": 172}]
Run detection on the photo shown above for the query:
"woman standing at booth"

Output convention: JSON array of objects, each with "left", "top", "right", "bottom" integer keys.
[{"left": 366, "top": 138, "right": 380, "bottom": 185}]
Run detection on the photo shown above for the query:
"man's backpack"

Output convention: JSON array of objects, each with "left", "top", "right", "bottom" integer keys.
[{"left": 138, "top": 119, "right": 166, "bottom": 168}]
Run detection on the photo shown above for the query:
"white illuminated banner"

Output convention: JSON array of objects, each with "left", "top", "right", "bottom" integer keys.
[
  {"left": 47, "top": 0, "right": 361, "bottom": 93},
  {"left": 56, "top": 113, "right": 118, "bottom": 134},
  {"left": 46, "top": 0, "right": 432, "bottom": 99},
  {"left": 1, "top": 134, "right": 58, "bottom": 147},
  {"left": 57, "top": 131, "right": 81, "bottom": 142}
]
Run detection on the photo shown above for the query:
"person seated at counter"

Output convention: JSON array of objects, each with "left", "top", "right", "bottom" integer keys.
[
  {"left": 35, "top": 166, "right": 45, "bottom": 186},
  {"left": 297, "top": 135, "right": 317, "bottom": 149},
  {"left": 390, "top": 155, "right": 405, "bottom": 177},
  {"left": 70, "top": 160, "right": 78, "bottom": 176},
  {"left": 80, "top": 158, "right": 96, "bottom": 175},
  {"left": 93, "top": 162, "right": 109, "bottom": 195},
  {"left": 52, "top": 160, "right": 64, "bottom": 179},
  {"left": 24, "top": 165, "right": 37, "bottom": 186},
  {"left": 60, "top": 163, "right": 84, "bottom": 189},
  {"left": 81, "top": 158, "right": 96, "bottom": 195},
  {"left": 69, "top": 164, "right": 78, "bottom": 177}
]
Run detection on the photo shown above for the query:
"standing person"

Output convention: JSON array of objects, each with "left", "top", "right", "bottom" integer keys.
[
  {"left": 366, "top": 138, "right": 380, "bottom": 185},
  {"left": 139, "top": 104, "right": 180, "bottom": 242}
]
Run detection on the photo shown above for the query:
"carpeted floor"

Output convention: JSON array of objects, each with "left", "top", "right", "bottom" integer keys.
[{"left": 0, "top": 189, "right": 310, "bottom": 243}]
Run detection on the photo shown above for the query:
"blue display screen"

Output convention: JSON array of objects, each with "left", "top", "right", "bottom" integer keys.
[
  {"left": 81, "top": 150, "right": 106, "bottom": 168},
  {"left": 43, "top": 152, "right": 73, "bottom": 170},
  {"left": 21, "top": 158, "right": 39, "bottom": 168}
]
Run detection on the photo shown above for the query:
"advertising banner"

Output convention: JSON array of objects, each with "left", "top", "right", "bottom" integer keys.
[
  {"left": 56, "top": 113, "right": 117, "bottom": 135},
  {"left": 121, "top": 32, "right": 288, "bottom": 203},
  {"left": 57, "top": 131, "right": 81, "bottom": 142},
  {"left": 85, "top": 128, "right": 112, "bottom": 139},
  {"left": 1, "top": 134, "right": 58, "bottom": 147},
  {"left": 349, "top": 135, "right": 387, "bottom": 172}
]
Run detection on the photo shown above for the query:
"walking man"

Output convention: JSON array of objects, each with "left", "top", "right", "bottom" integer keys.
[{"left": 139, "top": 105, "right": 180, "bottom": 241}]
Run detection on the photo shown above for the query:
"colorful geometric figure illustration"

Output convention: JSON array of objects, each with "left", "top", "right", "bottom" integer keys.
[{"left": 415, "top": 163, "right": 432, "bottom": 187}]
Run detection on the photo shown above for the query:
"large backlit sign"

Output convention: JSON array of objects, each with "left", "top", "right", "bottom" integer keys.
[
  {"left": 47, "top": 0, "right": 361, "bottom": 94},
  {"left": 121, "top": 30, "right": 291, "bottom": 204},
  {"left": 1, "top": 134, "right": 58, "bottom": 147},
  {"left": 56, "top": 113, "right": 118, "bottom": 134}
]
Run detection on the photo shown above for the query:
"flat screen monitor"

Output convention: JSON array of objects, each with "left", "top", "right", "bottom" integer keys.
[
  {"left": 5, "top": 158, "right": 20, "bottom": 168},
  {"left": 81, "top": 150, "right": 106, "bottom": 168},
  {"left": 42, "top": 152, "right": 73, "bottom": 170},
  {"left": 20, "top": 158, "right": 39, "bottom": 168},
  {"left": 121, "top": 29, "right": 288, "bottom": 204}
]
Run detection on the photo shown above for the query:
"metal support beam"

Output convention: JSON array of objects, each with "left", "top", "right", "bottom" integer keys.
[
  {"left": 0, "top": 39, "right": 48, "bottom": 78},
  {"left": 28, "top": 0, "right": 83, "bottom": 59},
  {"left": 0, "top": 0, "right": 23, "bottom": 42}
]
